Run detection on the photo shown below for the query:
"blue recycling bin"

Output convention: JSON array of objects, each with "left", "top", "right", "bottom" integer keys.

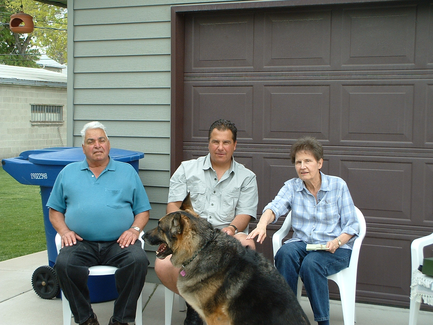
[{"left": 2, "top": 147, "right": 144, "bottom": 302}]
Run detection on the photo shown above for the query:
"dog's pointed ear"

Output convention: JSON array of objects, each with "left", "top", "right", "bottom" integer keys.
[
  {"left": 180, "top": 193, "right": 193, "bottom": 211},
  {"left": 170, "top": 212, "right": 183, "bottom": 237},
  {"left": 180, "top": 192, "right": 200, "bottom": 218}
]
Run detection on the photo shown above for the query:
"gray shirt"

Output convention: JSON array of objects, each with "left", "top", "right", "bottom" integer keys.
[{"left": 168, "top": 154, "right": 258, "bottom": 233}]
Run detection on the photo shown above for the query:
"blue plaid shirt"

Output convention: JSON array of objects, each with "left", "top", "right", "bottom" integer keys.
[{"left": 263, "top": 172, "right": 359, "bottom": 249}]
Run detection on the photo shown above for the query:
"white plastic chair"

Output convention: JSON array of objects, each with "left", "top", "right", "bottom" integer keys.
[
  {"left": 409, "top": 232, "right": 433, "bottom": 325},
  {"left": 55, "top": 233, "right": 144, "bottom": 325},
  {"left": 165, "top": 288, "right": 187, "bottom": 325},
  {"left": 272, "top": 207, "right": 366, "bottom": 325}
]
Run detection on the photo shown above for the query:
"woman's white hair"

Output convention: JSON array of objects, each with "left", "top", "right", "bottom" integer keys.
[{"left": 80, "top": 121, "right": 108, "bottom": 144}]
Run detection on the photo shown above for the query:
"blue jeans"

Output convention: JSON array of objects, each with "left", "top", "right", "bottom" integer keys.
[
  {"left": 54, "top": 240, "right": 149, "bottom": 324},
  {"left": 275, "top": 241, "right": 351, "bottom": 322}
]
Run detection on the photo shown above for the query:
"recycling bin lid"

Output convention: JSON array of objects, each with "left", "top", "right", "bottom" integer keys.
[
  {"left": 28, "top": 147, "right": 144, "bottom": 166},
  {"left": 2, "top": 147, "right": 144, "bottom": 187},
  {"left": 18, "top": 147, "right": 73, "bottom": 160}
]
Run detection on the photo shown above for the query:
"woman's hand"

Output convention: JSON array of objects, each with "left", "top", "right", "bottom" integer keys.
[
  {"left": 247, "top": 209, "right": 276, "bottom": 244},
  {"left": 246, "top": 224, "right": 268, "bottom": 244},
  {"left": 326, "top": 233, "right": 354, "bottom": 253},
  {"left": 326, "top": 238, "right": 340, "bottom": 254}
]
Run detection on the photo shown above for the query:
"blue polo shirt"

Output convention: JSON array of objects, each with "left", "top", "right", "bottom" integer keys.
[{"left": 47, "top": 158, "right": 151, "bottom": 241}]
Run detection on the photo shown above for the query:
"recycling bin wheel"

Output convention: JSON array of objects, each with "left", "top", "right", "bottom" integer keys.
[{"left": 31, "top": 265, "right": 60, "bottom": 299}]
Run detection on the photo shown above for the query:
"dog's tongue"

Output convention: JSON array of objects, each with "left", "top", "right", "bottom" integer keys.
[{"left": 156, "top": 243, "right": 167, "bottom": 255}]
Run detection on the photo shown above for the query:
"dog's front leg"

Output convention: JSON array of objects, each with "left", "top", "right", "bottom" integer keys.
[{"left": 205, "top": 310, "right": 231, "bottom": 325}]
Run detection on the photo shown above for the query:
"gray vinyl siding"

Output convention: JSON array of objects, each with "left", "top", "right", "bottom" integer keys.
[
  {"left": 70, "top": 1, "right": 173, "bottom": 214},
  {"left": 68, "top": 0, "right": 237, "bottom": 282}
]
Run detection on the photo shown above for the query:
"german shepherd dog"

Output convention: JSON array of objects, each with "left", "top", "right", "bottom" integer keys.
[{"left": 143, "top": 195, "right": 310, "bottom": 325}]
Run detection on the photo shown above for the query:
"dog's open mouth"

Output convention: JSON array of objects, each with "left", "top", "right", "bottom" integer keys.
[
  {"left": 155, "top": 243, "right": 173, "bottom": 259},
  {"left": 157, "top": 243, "right": 167, "bottom": 256}
]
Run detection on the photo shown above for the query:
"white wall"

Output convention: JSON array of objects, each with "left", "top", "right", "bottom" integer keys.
[{"left": 0, "top": 84, "right": 67, "bottom": 160}]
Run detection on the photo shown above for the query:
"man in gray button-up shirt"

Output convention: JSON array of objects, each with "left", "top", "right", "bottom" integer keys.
[{"left": 155, "top": 119, "right": 259, "bottom": 325}]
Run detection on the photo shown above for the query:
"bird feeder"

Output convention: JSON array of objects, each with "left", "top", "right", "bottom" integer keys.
[{"left": 9, "top": 11, "right": 34, "bottom": 33}]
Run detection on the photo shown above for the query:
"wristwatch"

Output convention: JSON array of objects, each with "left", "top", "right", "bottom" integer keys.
[
  {"left": 130, "top": 226, "right": 141, "bottom": 232},
  {"left": 336, "top": 237, "right": 342, "bottom": 247},
  {"left": 229, "top": 224, "right": 238, "bottom": 233}
]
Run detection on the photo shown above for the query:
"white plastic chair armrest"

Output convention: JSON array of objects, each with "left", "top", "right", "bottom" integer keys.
[
  {"left": 272, "top": 212, "right": 292, "bottom": 258},
  {"left": 411, "top": 233, "right": 433, "bottom": 272}
]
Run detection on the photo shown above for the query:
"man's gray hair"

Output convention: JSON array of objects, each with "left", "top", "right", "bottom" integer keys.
[{"left": 80, "top": 121, "right": 108, "bottom": 144}]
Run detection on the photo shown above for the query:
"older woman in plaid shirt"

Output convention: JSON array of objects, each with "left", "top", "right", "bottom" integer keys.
[{"left": 247, "top": 136, "right": 359, "bottom": 325}]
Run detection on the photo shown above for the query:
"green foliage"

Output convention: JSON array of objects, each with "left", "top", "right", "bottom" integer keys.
[
  {"left": 0, "top": 0, "right": 39, "bottom": 67},
  {"left": 0, "top": 0, "right": 67, "bottom": 67},
  {"left": 31, "top": 1, "right": 68, "bottom": 64},
  {"left": 0, "top": 166, "right": 46, "bottom": 261}
]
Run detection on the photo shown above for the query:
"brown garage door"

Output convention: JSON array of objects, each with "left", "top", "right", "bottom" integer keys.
[{"left": 171, "top": 0, "right": 433, "bottom": 308}]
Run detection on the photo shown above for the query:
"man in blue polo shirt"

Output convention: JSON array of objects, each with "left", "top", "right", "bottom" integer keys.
[{"left": 48, "top": 121, "right": 151, "bottom": 325}]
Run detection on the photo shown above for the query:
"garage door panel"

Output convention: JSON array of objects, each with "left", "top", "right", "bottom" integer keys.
[
  {"left": 341, "top": 85, "right": 414, "bottom": 143},
  {"left": 426, "top": 84, "right": 433, "bottom": 144},
  {"left": 357, "top": 239, "right": 410, "bottom": 298},
  {"left": 341, "top": 6, "right": 417, "bottom": 66},
  {"left": 341, "top": 160, "right": 412, "bottom": 221},
  {"left": 355, "top": 234, "right": 415, "bottom": 306},
  {"left": 264, "top": 158, "right": 295, "bottom": 193},
  {"left": 231, "top": 154, "right": 254, "bottom": 173},
  {"left": 263, "top": 85, "right": 330, "bottom": 141},
  {"left": 359, "top": 243, "right": 407, "bottom": 291},
  {"left": 186, "top": 14, "right": 255, "bottom": 70},
  {"left": 429, "top": 5, "right": 433, "bottom": 65},
  {"left": 261, "top": 158, "right": 295, "bottom": 209},
  {"left": 184, "top": 84, "right": 254, "bottom": 140},
  {"left": 263, "top": 11, "right": 332, "bottom": 68},
  {"left": 424, "top": 163, "right": 433, "bottom": 223}
]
